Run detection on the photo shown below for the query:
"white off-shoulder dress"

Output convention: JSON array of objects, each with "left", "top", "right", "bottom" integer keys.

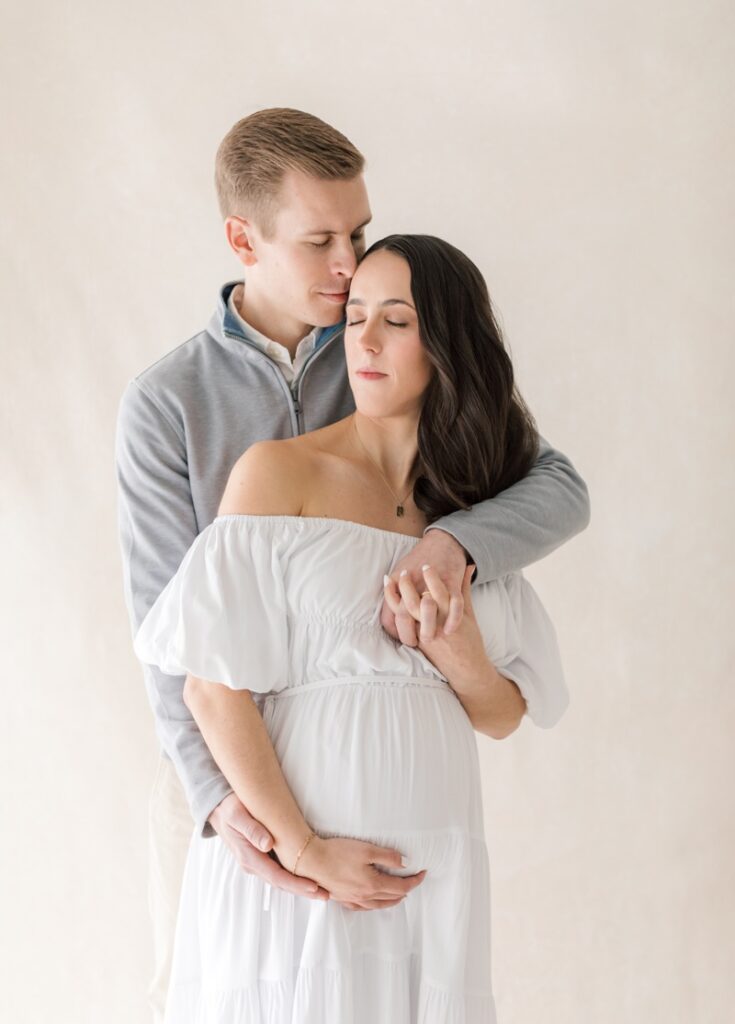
[{"left": 135, "top": 514, "right": 569, "bottom": 1024}]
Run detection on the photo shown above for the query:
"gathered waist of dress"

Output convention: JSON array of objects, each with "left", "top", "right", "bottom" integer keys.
[{"left": 264, "top": 674, "right": 453, "bottom": 700}]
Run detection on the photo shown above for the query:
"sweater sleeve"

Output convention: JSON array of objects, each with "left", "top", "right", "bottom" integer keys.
[
  {"left": 426, "top": 434, "right": 590, "bottom": 584},
  {"left": 115, "top": 380, "right": 233, "bottom": 836}
]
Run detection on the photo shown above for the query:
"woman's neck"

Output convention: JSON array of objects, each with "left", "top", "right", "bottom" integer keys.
[{"left": 349, "top": 411, "right": 420, "bottom": 497}]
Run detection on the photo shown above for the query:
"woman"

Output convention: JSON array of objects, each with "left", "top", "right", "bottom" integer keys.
[{"left": 135, "top": 234, "right": 570, "bottom": 1023}]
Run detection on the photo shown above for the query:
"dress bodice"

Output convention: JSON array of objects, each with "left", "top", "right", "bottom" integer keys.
[{"left": 134, "top": 514, "right": 568, "bottom": 728}]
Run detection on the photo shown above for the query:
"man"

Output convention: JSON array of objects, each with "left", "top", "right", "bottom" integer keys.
[{"left": 116, "top": 107, "right": 590, "bottom": 1021}]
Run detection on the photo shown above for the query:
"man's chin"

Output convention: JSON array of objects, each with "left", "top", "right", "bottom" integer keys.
[{"left": 309, "top": 303, "right": 346, "bottom": 328}]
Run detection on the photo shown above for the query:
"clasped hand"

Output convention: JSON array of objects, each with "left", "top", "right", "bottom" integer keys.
[
  {"left": 383, "top": 557, "right": 489, "bottom": 684},
  {"left": 209, "top": 796, "right": 427, "bottom": 911}
]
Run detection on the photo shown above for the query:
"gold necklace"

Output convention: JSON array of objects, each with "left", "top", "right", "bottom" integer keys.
[{"left": 352, "top": 416, "right": 415, "bottom": 518}]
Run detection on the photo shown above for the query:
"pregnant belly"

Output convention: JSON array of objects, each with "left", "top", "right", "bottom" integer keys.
[{"left": 260, "top": 676, "right": 484, "bottom": 842}]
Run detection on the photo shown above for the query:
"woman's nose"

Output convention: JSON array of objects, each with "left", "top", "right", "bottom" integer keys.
[{"left": 357, "top": 317, "right": 382, "bottom": 351}]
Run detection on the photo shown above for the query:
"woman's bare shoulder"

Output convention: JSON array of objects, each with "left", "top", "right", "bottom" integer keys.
[{"left": 218, "top": 438, "right": 316, "bottom": 517}]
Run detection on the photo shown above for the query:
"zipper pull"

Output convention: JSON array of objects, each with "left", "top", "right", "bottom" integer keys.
[{"left": 292, "top": 393, "right": 302, "bottom": 431}]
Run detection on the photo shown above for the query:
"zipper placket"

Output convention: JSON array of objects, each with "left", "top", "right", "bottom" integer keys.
[
  {"left": 291, "top": 325, "right": 345, "bottom": 431},
  {"left": 223, "top": 324, "right": 343, "bottom": 436},
  {"left": 223, "top": 330, "right": 299, "bottom": 434}
]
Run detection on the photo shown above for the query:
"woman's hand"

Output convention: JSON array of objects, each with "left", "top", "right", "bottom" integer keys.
[
  {"left": 379, "top": 529, "right": 469, "bottom": 645},
  {"left": 294, "top": 836, "right": 427, "bottom": 911},
  {"left": 384, "top": 563, "right": 491, "bottom": 683}
]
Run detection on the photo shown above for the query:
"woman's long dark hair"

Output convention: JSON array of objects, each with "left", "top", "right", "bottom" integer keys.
[{"left": 360, "top": 234, "right": 539, "bottom": 524}]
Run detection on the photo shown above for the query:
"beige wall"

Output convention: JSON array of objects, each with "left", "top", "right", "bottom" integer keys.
[{"left": 2, "top": 2, "right": 733, "bottom": 1021}]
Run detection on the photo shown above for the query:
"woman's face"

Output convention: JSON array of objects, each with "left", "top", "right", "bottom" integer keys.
[{"left": 344, "top": 249, "right": 434, "bottom": 420}]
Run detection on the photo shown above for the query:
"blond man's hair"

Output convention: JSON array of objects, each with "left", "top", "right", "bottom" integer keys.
[{"left": 215, "top": 108, "right": 365, "bottom": 236}]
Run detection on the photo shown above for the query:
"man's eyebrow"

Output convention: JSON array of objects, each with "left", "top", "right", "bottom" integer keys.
[
  {"left": 303, "top": 216, "right": 373, "bottom": 236},
  {"left": 346, "top": 298, "right": 416, "bottom": 311}
]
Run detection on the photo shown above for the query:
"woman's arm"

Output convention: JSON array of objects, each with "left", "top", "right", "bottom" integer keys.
[
  {"left": 384, "top": 565, "right": 527, "bottom": 739},
  {"left": 183, "top": 675, "right": 312, "bottom": 870},
  {"left": 442, "top": 660, "right": 527, "bottom": 740},
  {"left": 183, "top": 674, "right": 428, "bottom": 907}
]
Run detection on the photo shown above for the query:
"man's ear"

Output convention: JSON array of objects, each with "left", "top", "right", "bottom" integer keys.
[{"left": 224, "top": 216, "right": 259, "bottom": 268}]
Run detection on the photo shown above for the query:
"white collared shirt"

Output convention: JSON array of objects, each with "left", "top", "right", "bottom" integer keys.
[{"left": 228, "top": 284, "right": 317, "bottom": 386}]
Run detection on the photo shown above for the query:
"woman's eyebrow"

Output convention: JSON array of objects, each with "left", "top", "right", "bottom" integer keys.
[{"left": 346, "top": 298, "right": 416, "bottom": 310}]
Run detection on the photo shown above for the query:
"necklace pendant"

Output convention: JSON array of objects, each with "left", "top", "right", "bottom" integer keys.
[{"left": 396, "top": 505, "right": 405, "bottom": 517}]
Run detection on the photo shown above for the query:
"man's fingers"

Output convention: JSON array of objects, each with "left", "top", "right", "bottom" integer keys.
[
  {"left": 238, "top": 846, "right": 329, "bottom": 899},
  {"left": 395, "top": 609, "right": 419, "bottom": 646},
  {"left": 209, "top": 793, "right": 274, "bottom": 853},
  {"left": 419, "top": 596, "right": 438, "bottom": 642},
  {"left": 384, "top": 560, "right": 474, "bottom": 643},
  {"left": 383, "top": 577, "right": 419, "bottom": 644},
  {"left": 396, "top": 570, "right": 423, "bottom": 618},
  {"left": 227, "top": 809, "right": 273, "bottom": 852},
  {"left": 420, "top": 564, "right": 450, "bottom": 612},
  {"left": 443, "top": 591, "right": 465, "bottom": 635},
  {"left": 211, "top": 796, "right": 329, "bottom": 902}
]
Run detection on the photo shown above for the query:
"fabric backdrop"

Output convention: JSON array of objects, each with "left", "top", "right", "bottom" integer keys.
[{"left": 1, "top": 2, "right": 733, "bottom": 1021}]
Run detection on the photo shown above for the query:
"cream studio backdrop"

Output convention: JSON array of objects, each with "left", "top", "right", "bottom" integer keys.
[{"left": 2, "top": 2, "right": 733, "bottom": 1022}]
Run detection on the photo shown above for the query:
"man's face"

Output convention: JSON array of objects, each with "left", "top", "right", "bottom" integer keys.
[{"left": 246, "top": 169, "right": 372, "bottom": 329}]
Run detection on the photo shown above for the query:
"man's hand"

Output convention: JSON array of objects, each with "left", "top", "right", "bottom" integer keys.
[
  {"left": 208, "top": 793, "right": 329, "bottom": 901},
  {"left": 381, "top": 529, "right": 470, "bottom": 645}
]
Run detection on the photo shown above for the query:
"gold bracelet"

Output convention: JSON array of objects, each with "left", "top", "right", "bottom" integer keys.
[{"left": 292, "top": 829, "right": 316, "bottom": 874}]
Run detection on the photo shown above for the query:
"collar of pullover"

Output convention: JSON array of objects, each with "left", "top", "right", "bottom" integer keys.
[{"left": 218, "top": 281, "right": 344, "bottom": 353}]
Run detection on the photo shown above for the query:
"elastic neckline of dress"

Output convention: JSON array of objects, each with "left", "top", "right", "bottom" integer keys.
[{"left": 214, "top": 513, "right": 423, "bottom": 543}]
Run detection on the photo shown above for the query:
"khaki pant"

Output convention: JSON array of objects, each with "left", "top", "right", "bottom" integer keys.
[{"left": 147, "top": 751, "right": 194, "bottom": 1024}]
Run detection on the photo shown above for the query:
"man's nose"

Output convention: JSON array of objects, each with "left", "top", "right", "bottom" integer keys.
[{"left": 329, "top": 237, "right": 359, "bottom": 280}]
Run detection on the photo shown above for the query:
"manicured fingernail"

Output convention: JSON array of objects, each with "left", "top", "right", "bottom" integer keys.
[
  {"left": 383, "top": 574, "right": 391, "bottom": 586},
  {"left": 401, "top": 856, "right": 408, "bottom": 867},
  {"left": 258, "top": 836, "right": 270, "bottom": 851},
  {"left": 421, "top": 564, "right": 430, "bottom": 571},
  {"left": 399, "top": 569, "right": 408, "bottom": 577}
]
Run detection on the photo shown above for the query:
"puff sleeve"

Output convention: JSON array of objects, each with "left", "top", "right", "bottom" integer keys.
[
  {"left": 471, "top": 572, "right": 569, "bottom": 728},
  {"left": 134, "top": 516, "right": 289, "bottom": 694}
]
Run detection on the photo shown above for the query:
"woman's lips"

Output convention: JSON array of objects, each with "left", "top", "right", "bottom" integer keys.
[
  {"left": 356, "top": 370, "right": 387, "bottom": 380},
  {"left": 320, "top": 291, "right": 349, "bottom": 304}
]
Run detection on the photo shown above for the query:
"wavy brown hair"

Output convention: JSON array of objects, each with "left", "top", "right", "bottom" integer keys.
[{"left": 360, "top": 234, "right": 539, "bottom": 524}]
